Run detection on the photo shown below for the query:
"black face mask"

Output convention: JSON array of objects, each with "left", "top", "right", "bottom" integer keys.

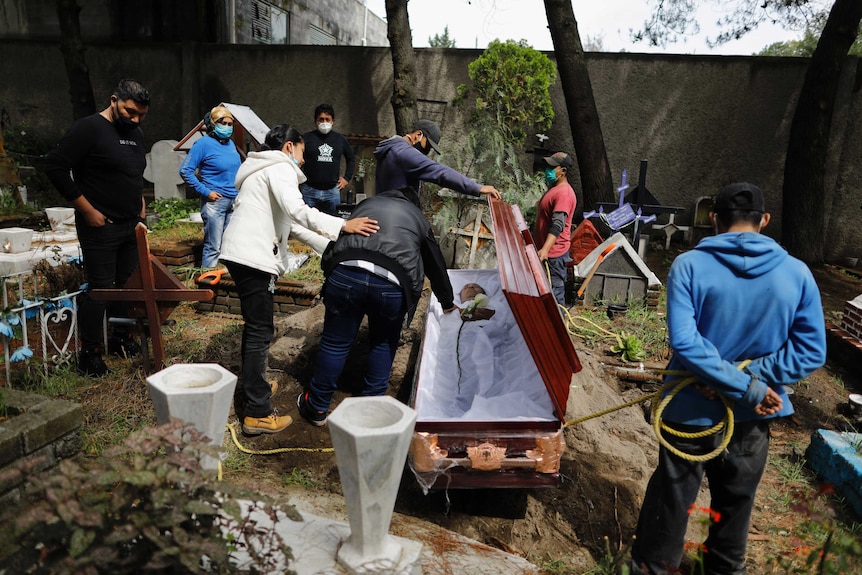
[
  {"left": 413, "top": 139, "right": 431, "bottom": 156},
  {"left": 113, "top": 102, "right": 138, "bottom": 134}
]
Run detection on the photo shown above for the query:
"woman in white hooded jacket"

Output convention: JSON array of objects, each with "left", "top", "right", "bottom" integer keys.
[{"left": 220, "top": 124, "right": 378, "bottom": 436}]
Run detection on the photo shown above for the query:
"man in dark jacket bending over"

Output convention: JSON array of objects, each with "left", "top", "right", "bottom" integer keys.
[
  {"left": 374, "top": 119, "right": 501, "bottom": 201},
  {"left": 297, "top": 187, "right": 457, "bottom": 426}
]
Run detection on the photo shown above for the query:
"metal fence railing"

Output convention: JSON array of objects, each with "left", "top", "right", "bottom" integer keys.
[{"left": 2, "top": 270, "right": 82, "bottom": 384}]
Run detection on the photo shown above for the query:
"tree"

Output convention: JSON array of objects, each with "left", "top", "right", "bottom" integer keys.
[
  {"left": 456, "top": 40, "right": 557, "bottom": 146},
  {"left": 781, "top": 0, "right": 862, "bottom": 262},
  {"left": 56, "top": 0, "right": 95, "bottom": 120},
  {"left": 429, "top": 25, "right": 456, "bottom": 48},
  {"left": 384, "top": 0, "right": 418, "bottom": 135},
  {"left": 449, "top": 41, "right": 557, "bottom": 218},
  {"left": 544, "top": 0, "right": 615, "bottom": 209},
  {"left": 757, "top": 13, "right": 862, "bottom": 56},
  {"left": 635, "top": 0, "right": 862, "bottom": 264}
]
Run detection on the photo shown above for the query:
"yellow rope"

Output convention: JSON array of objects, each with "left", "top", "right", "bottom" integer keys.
[
  {"left": 226, "top": 421, "right": 335, "bottom": 456},
  {"left": 564, "top": 362, "right": 752, "bottom": 462}
]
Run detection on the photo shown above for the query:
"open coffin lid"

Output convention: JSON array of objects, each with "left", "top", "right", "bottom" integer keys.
[{"left": 407, "top": 198, "right": 582, "bottom": 490}]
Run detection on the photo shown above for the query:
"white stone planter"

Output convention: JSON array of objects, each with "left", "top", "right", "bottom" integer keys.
[
  {"left": 0, "top": 227, "right": 34, "bottom": 254},
  {"left": 45, "top": 207, "right": 75, "bottom": 231},
  {"left": 328, "top": 396, "right": 418, "bottom": 574},
  {"left": 146, "top": 363, "right": 237, "bottom": 470}
]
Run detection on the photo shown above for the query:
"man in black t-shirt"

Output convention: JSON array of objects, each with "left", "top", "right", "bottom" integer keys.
[
  {"left": 44, "top": 79, "right": 150, "bottom": 376},
  {"left": 300, "top": 104, "right": 356, "bottom": 216}
]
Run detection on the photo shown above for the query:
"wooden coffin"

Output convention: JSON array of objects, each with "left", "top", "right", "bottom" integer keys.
[{"left": 408, "top": 198, "right": 582, "bottom": 489}]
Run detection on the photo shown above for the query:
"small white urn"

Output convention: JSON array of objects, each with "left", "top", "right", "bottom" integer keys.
[
  {"left": 327, "top": 396, "right": 418, "bottom": 574},
  {"left": 146, "top": 363, "right": 237, "bottom": 470}
]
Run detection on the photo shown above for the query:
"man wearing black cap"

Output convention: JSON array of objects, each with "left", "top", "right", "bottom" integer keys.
[
  {"left": 630, "top": 183, "right": 826, "bottom": 575},
  {"left": 373, "top": 119, "right": 501, "bottom": 200},
  {"left": 534, "top": 151, "right": 576, "bottom": 305}
]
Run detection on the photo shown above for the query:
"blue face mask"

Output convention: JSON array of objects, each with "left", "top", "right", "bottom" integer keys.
[
  {"left": 213, "top": 124, "right": 233, "bottom": 140},
  {"left": 544, "top": 167, "right": 558, "bottom": 186}
]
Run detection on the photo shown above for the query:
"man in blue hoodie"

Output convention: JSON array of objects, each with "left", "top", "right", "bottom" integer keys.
[
  {"left": 374, "top": 119, "right": 500, "bottom": 200},
  {"left": 630, "top": 183, "right": 826, "bottom": 575}
]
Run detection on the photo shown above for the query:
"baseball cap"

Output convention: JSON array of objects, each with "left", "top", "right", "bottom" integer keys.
[
  {"left": 714, "top": 182, "right": 765, "bottom": 214},
  {"left": 413, "top": 119, "right": 441, "bottom": 154},
  {"left": 544, "top": 152, "right": 573, "bottom": 169},
  {"left": 210, "top": 105, "right": 233, "bottom": 123}
]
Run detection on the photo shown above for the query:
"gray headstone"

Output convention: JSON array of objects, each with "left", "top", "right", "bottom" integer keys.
[{"left": 144, "top": 139, "right": 186, "bottom": 200}]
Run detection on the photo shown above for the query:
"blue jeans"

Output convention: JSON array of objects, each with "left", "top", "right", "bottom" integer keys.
[
  {"left": 630, "top": 420, "right": 770, "bottom": 575},
  {"left": 200, "top": 195, "right": 234, "bottom": 268},
  {"left": 308, "top": 265, "right": 406, "bottom": 412},
  {"left": 224, "top": 261, "right": 275, "bottom": 418},
  {"left": 75, "top": 215, "right": 141, "bottom": 351},
  {"left": 547, "top": 253, "right": 570, "bottom": 306},
  {"left": 300, "top": 183, "right": 340, "bottom": 216}
]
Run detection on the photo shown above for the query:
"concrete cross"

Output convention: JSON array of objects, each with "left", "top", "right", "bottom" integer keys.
[{"left": 90, "top": 223, "right": 213, "bottom": 372}]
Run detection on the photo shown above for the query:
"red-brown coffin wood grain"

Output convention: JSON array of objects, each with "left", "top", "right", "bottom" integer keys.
[{"left": 409, "top": 198, "right": 582, "bottom": 489}]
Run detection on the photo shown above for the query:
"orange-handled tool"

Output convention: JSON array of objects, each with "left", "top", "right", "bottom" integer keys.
[
  {"left": 197, "top": 269, "right": 227, "bottom": 287},
  {"left": 577, "top": 243, "right": 618, "bottom": 299}
]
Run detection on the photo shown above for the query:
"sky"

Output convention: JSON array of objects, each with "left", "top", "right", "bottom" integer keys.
[{"left": 362, "top": 0, "right": 805, "bottom": 55}]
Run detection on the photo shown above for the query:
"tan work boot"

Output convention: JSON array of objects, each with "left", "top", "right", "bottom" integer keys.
[
  {"left": 242, "top": 412, "right": 293, "bottom": 435},
  {"left": 270, "top": 380, "right": 278, "bottom": 396}
]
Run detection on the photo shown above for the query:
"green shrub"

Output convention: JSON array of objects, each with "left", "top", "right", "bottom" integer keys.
[
  {"left": 150, "top": 198, "right": 200, "bottom": 230},
  {"left": 0, "top": 419, "right": 296, "bottom": 574}
]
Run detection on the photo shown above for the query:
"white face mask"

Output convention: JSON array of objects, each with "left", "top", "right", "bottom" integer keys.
[{"left": 317, "top": 122, "right": 333, "bottom": 135}]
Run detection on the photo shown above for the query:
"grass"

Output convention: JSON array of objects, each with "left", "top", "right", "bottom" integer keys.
[
  {"left": 283, "top": 467, "right": 319, "bottom": 489},
  {"left": 567, "top": 295, "right": 669, "bottom": 363},
  {"left": 283, "top": 253, "right": 324, "bottom": 283},
  {"left": 772, "top": 456, "right": 810, "bottom": 484}
]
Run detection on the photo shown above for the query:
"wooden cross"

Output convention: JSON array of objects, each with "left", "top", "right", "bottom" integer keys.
[
  {"left": 448, "top": 202, "right": 495, "bottom": 269},
  {"left": 90, "top": 223, "right": 213, "bottom": 372}
]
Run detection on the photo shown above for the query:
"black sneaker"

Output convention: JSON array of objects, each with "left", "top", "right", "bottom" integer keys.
[
  {"left": 108, "top": 334, "right": 141, "bottom": 358},
  {"left": 297, "top": 391, "right": 327, "bottom": 427},
  {"left": 77, "top": 349, "right": 108, "bottom": 377}
]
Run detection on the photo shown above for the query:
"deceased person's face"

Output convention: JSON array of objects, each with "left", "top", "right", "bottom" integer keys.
[{"left": 460, "top": 283, "right": 486, "bottom": 302}]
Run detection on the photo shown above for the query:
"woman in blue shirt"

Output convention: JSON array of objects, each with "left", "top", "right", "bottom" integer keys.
[{"left": 180, "top": 105, "right": 242, "bottom": 268}]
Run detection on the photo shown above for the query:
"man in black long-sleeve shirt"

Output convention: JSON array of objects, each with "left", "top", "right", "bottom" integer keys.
[
  {"left": 44, "top": 79, "right": 150, "bottom": 376},
  {"left": 300, "top": 103, "right": 355, "bottom": 216}
]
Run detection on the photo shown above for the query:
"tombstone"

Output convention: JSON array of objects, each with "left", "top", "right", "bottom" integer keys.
[{"left": 144, "top": 139, "right": 187, "bottom": 200}]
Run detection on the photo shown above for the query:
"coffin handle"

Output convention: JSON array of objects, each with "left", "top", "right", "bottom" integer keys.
[
  {"left": 467, "top": 442, "right": 507, "bottom": 471},
  {"left": 409, "top": 432, "right": 449, "bottom": 473},
  {"left": 526, "top": 431, "right": 566, "bottom": 473}
]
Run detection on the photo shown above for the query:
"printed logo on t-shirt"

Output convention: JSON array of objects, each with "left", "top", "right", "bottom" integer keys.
[
  {"left": 317, "top": 143, "right": 334, "bottom": 163},
  {"left": 119, "top": 139, "right": 138, "bottom": 146}
]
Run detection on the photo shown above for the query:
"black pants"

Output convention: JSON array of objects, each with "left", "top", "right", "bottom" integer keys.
[
  {"left": 76, "top": 217, "right": 140, "bottom": 351},
  {"left": 225, "top": 261, "right": 275, "bottom": 418},
  {"left": 631, "top": 420, "right": 770, "bottom": 575}
]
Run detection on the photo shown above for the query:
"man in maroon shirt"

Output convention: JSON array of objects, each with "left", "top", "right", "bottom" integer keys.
[{"left": 534, "top": 152, "right": 577, "bottom": 306}]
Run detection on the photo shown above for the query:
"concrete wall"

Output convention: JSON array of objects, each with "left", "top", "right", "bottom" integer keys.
[
  {"left": 1, "top": 39, "right": 860, "bottom": 260},
  {"left": 0, "top": 0, "right": 388, "bottom": 46}
]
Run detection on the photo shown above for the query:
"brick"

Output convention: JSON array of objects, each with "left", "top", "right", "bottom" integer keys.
[
  {"left": 0, "top": 486, "right": 22, "bottom": 508},
  {"left": 54, "top": 431, "right": 82, "bottom": 460},
  {"left": 28, "top": 442, "right": 59, "bottom": 473},
  {"left": 21, "top": 400, "right": 83, "bottom": 455},
  {"left": 0, "top": 426, "right": 23, "bottom": 467}
]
